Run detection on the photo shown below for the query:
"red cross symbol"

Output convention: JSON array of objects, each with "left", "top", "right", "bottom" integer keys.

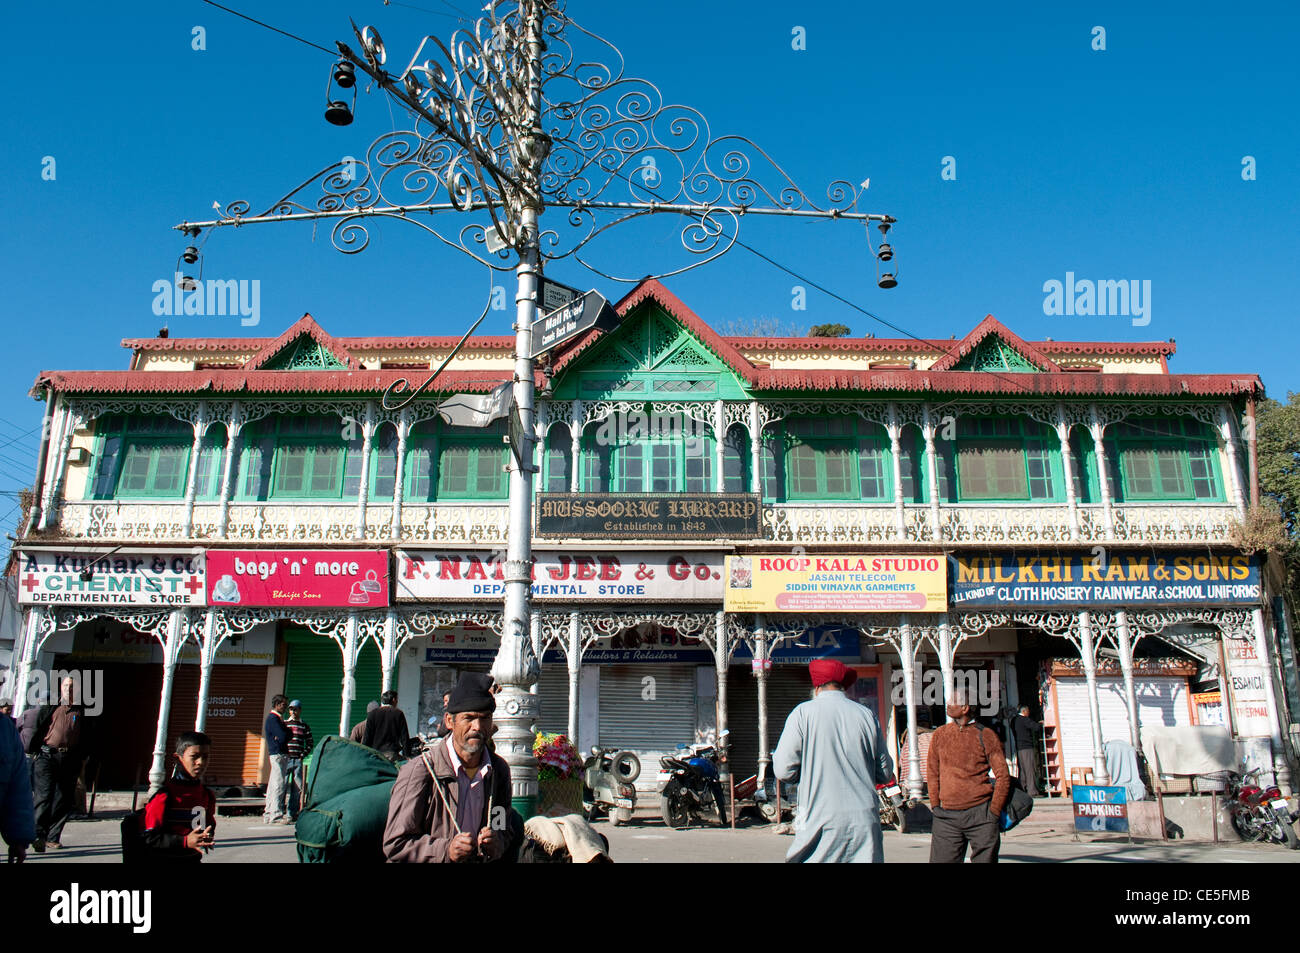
[
  {"left": 21, "top": 573, "right": 40, "bottom": 594},
  {"left": 184, "top": 576, "right": 203, "bottom": 596}
]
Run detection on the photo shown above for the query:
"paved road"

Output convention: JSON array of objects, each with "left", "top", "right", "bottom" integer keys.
[{"left": 19, "top": 812, "right": 1300, "bottom": 863}]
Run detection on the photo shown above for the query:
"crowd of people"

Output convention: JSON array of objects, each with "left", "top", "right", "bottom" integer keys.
[{"left": 0, "top": 665, "right": 1043, "bottom": 864}]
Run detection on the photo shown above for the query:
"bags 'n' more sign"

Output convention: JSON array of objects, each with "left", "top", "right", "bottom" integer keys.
[
  {"left": 723, "top": 555, "right": 946, "bottom": 613},
  {"left": 18, "top": 550, "right": 205, "bottom": 606},
  {"left": 205, "top": 550, "right": 390, "bottom": 608},
  {"left": 1071, "top": 785, "right": 1128, "bottom": 833},
  {"left": 536, "top": 493, "right": 760, "bottom": 539},
  {"left": 395, "top": 550, "right": 724, "bottom": 602},
  {"left": 949, "top": 552, "right": 1262, "bottom": 608}
]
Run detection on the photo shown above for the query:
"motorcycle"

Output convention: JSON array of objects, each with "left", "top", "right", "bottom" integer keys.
[
  {"left": 876, "top": 779, "right": 908, "bottom": 833},
  {"left": 659, "top": 738, "right": 728, "bottom": 829},
  {"left": 1224, "top": 767, "right": 1299, "bottom": 848},
  {"left": 582, "top": 746, "right": 640, "bottom": 826}
]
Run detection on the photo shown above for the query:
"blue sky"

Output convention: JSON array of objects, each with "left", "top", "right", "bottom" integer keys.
[{"left": 1, "top": 0, "right": 1297, "bottom": 530}]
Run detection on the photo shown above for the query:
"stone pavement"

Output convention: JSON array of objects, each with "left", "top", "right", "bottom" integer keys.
[{"left": 18, "top": 812, "right": 1300, "bottom": 863}]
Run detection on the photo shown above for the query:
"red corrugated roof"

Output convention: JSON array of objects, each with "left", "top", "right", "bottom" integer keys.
[
  {"left": 928, "top": 315, "right": 1061, "bottom": 372},
  {"left": 31, "top": 368, "right": 512, "bottom": 397},
  {"left": 243, "top": 315, "right": 357, "bottom": 371}
]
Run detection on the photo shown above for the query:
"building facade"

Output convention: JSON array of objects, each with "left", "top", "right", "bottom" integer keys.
[{"left": 8, "top": 278, "right": 1297, "bottom": 800}]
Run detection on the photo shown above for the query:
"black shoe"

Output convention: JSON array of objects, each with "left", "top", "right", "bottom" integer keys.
[{"left": 32, "top": 838, "right": 45, "bottom": 854}]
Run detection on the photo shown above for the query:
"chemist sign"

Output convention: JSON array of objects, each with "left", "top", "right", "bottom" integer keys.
[
  {"left": 723, "top": 555, "right": 946, "bottom": 613},
  {"left": 1071, "top": 785, "right": 1128, "bottom": 833},
  {"left": 18, "top": 549, "right": 206, "bottom": 606},
  {"left": 205, "top": 550, "right": 390, "bottom": 608}
]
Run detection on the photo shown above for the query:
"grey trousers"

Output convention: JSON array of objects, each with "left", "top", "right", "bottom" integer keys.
[
  {"left": 929, "top": 802, "right": 1001, "bottom": 863},
  {"left": 264, "top": 754, "right": 289, "bottom": 821}
]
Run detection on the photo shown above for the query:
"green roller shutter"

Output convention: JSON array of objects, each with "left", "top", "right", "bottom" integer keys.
[{"left": 283, "top": 628, "right": 390, "bottom": 743}]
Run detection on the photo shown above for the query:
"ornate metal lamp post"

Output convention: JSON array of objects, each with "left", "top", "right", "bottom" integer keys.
[{"left": 175, "top": 0, "right": 898, "bottom": 816}]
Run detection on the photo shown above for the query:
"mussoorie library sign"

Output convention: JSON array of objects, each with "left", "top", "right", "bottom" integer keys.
[{"left": 948, "top": 552, "right": 1263, "bottom": 608}]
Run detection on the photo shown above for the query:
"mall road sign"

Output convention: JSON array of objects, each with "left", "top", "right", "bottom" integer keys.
[{"left": 529, "top": 290, "right": 620, "bottom": 358}]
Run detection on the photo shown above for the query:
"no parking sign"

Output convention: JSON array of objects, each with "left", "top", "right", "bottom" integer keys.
[{"left": 1072, "top": 785, "right": 1128, "bottom": 833}]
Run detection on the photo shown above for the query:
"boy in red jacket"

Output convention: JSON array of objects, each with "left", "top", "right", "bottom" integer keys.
[{"left": 140, "top": 732, "right": 216, "bottom": 863}]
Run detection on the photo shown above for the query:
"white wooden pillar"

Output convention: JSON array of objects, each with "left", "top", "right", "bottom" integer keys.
[
  {"left": 1078, "top": 609, "right": 1110, "bottom": 783},
  {"left": 921, "top": 404, "right": 942, "bottom": 540},
  {"left": 887, "top": 402, "right": 906, "bottom": 537},
  {"left": 899, "top": 616, "right": 923, "bottom": 799},
  {"left": 380, "top": 608, "right": 399, "bottom": 692},
  {"left": 1252, "top": 607, "right": 1293, "bottom": 793},
  {"left": 149, "top": 610, "right": 188, "bottom": 793},
  {"left": 748, "top": 401, "right": 762, "bottom": 494},
  {"left": 755, "top": 614, "right": 771, "bottom": 784},
  {"left": 1218, "top": 405, "right": 1248, "bottom": 515},
  {"left": 569, "top": 403, "right": 583, "bottom": 492},
  {"left": 215, "top": 402, "right": 242, "bottom": 539},
  {"left": 194, "top": 608, "right": 220, "bottom": 731},
  {"left": 390, "top": 410, "right": 410, "bottom": 539},
  {"left": 39, "top": 399, "right": 75, "bottom": 531},
  {"left": 714, "top": 610, "right": 728, "bottom": 758},
  {"left": 1088, "top": 405, "right": 1115, "bottom": 539},
  {"left": 10, "top": 607, "right": 48, "bottom": 717},
  {"left": 937, "top": 614, "right": 955, "bottom": 721},
  {"left": 355, "top": 402, "right": 376, "bottom": 539},
  {"left": 713, "top": 400, "right": 725, "bottom": 490},
  {"left": 1115, "top": 609, "right": 1140, "bottom": 748},
  {"left": 567, "top": 610, "right": 581, "bottom": 743},
  {"left": 339, "top": 613, "right": 361, "bottom": 737},
  {"left": 181, "top": 401, "right": 209, "bottom": 537},
  {"left": 1056, "top": 404, "right": 1080, "bottom": 541}
]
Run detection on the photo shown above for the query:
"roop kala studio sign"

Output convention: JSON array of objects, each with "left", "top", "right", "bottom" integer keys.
[{"left": 536, "top": 493, "right": 760, "bottom": 539}]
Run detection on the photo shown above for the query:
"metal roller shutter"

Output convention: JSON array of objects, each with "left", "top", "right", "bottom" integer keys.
[
  {"left": 535, "top": 664, "right": 571, "bottom": 737},
  {"left": 284, "top": 630, "right": 387, "bottom": 743},
  {"left": 167, "top": 666, "right": 268, "bottom": 788},
  {"left": 1054, "top": 676, "right": 1189, "bottom": 776},
  {"left": 725, "top": 667, "right": 812, "bottom": 781},
  {"left": 598, "top": 664, "right": 698, "bottom": 795}
]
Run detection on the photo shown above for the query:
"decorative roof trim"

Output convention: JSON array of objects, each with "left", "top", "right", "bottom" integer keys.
[
  {"left": 928, "top": 315, "right": 1062, "bottom": 373},
  {"left": 244, "top": 315, "right": 357, "bottom": 371}
]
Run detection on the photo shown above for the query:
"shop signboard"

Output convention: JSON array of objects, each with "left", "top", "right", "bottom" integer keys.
[
  {"left": 723, "top": 555, "right": 946, "bottom": 613},
  {"left": 396, "top": 550, "right": 725, "bottom": 602},
  {"left": 1072, "top": 785, "right": 1128, "bottom": 833},
  {"left": 949, "top": 552, "right": 1262, "bottom": 608},
  {"left": 536, "top": 493, "right": 760, "bottom": 539},
  {"left": 60, "top": 622, "right": 276, "bottom": 666},
  {"left": 425, "top": 627, "right": 501, "bottom": 663},
  {"left": 17, "top": 549, "right": 206, "bottom": 607},
  {"left": 730, "top": 625, "right": 863, "bottom": 664},
  {"left": 205, "top": 550, "right": 390, "bottom": 608},
  {"left": 423, "top": 627, "right": 715, "bottom": 663}
]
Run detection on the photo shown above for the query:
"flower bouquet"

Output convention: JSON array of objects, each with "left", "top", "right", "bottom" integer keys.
[{"left": 534, "top": 732, "right": 585, "bottom": 815}]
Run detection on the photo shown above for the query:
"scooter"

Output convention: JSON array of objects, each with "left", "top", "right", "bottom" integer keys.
[
  {"left": 583, "top": 746, "right": 640, "bottom": 826},
  {"left": 659, "top": 737, "right": 728, "bottom": 829}
]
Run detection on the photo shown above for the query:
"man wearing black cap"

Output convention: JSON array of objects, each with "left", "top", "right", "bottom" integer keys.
[
  {"left": 362, "top": 691, "right": 410, "bottom": 762},
  {"left": 382, "top": 673, "right": 519, "bottom": 863}
]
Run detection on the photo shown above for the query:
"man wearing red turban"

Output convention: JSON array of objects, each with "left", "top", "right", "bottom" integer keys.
[{"left": 773, "top": 657, "right": 895, "bottom": 862}]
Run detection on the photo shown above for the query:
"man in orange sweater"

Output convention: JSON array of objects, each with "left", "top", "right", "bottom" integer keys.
[{"left": 926, "top": 689, "right": 1010, "bottom": 863}]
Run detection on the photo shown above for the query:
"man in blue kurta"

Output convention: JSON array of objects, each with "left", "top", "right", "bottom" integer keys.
[{"left": 773, "top": 659, "right": 894, "bottom": 863}]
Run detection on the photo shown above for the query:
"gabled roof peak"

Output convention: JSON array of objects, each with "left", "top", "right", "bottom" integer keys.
[
  {"left": 244, "top": 314, "right": 356, "bottom": 371},
  {"left": 929, "top": 315, "right": 1062, "bottom": 373}
]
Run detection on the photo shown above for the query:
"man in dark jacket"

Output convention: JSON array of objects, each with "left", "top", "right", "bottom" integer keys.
[
  {"left": 927, "top": 689, "right": 1011, "bottom": 863},
  {"left": 382, "top": 674, "right": 518, "bottom": 862},
  {"left": 1, "top": 713, "right": 35, "bottom": 862},
  {"left": 1011, "top": 704, "right": 1042, "bottom": 797},
  {"left": 262, "top": 695, "right": 290, "bottom": 824},
  {"left": 29, "top": 677, "right": 85, "bottom": 852},
  {"left": 363, "top": 691, "right": 410, "bottom": 762}
]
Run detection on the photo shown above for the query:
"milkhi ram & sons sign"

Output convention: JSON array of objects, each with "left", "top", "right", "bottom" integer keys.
[
  {"left": 723, "top": 555, "right": 947, "bottom": 613},
  {"left": 948, "top": 552, "right": 1262, "bottom": 608}
]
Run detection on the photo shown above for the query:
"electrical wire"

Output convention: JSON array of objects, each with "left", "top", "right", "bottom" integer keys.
[
  {"left": 198, "top": 0, "right": 337, "bottom": 56},
  {"left": 382, "top": 0, "right": 476, "bottom": 25}
]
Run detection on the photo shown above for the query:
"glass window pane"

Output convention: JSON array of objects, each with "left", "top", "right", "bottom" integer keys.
[
  {"left": 823, "top": 447, "right": 853, "bottom": 497},
  {"left": 276, "top": 446, "right": 308, "bottom": 494},
  {"left": 858, "top": 442, "right": 886, "bottom": 500},
  {"left": 788, "top": 444, "right": 819, "bottom": 497},
  {"left": 311, "top": 446, "right": 342, "bottom": 494},
  {"left": 651, "top": 443, "right": 677, "bottom": 492},
  {"left": 93, "top": 433, "right": 122, "bottom": 498},
  {"left": 475, "top": 447, "right": 503, "bottom": 496},
  {"left": 120, "top": 442, "right": 152, "bottom": 493},
  {"left": 152, "top": 446, "right": 186, "bottom": 494},
  {"left": 408, "top": 446, "right": 433, "bottom": 500},
  {"left": 343, "top": 441, "right": 364, "bottom": 497},
  {"left": 723, "top": 427, "right": 747, "bottom": 493},
  {"left": 439, "top": 445, "right": 471, "bottom": 496},
  {"left": 958, "top": 441, "right": 1027, "bottom": 499},
  {"left": 761, "top": 438, "right": 781, "bottom": 499}
]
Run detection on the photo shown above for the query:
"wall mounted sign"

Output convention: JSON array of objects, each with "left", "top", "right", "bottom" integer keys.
[
  {"left": 1224, "top": 639, "right": 1273, "bottom": 738},
  {"left": 529, "top": 289, "right": 620, "bottom": 358},
  {"left": 949, "top": 552, "right": 1262, "bottom": 608},
  {"left": 723, "top": 555, "right": 946, "bottom": 613},
  {"left": 205, "top": 550, "right": 389, "bottom": 608},
  {"left": 396, "top": 550, "right": 724, "bottom": 602},
  {"left": 536, "top": 493, "right": 761, "bottom": 539},
  {"left": 18, "top": 550, "right": 205, "bottom": 607}
]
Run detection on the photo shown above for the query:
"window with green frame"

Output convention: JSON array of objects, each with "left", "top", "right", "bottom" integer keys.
[
  {"left": 578, "top": 414, "right": 714, "bottom": 493},
  {"left": 721, "top": 425, "right": 750, "bottom": 493},
  {"left": 405, "top": 419, "right": 508, "bottom": 501},
  {"left": 235, "top": 415, "right": 359, "bottom": 501},
  {"left": 369, "top": 423, "right": 399, "bottom": 501},
  {"left": 543, "top": 424, "right": 571, "bottom": 493},
  {"left": 91, "top": 413, "right": 194, "bottom": 500},
  {"left": 1104, "top": 417, "right": 1222, "bottom": 502},
  {"left": 761, "top": 415, "right": 890, "bottom": 503},
  {"left": 193, "top": 424, "right": 227, "bottom": 500},
  {"left": 932, "top": 416, "right": 1061, "bottom": 503}
]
